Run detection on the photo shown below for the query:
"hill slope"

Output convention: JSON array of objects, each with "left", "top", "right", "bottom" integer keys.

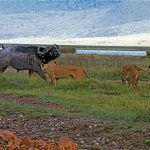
[{"left": 0, "top": 0, "right": 150, "bottom": 39}]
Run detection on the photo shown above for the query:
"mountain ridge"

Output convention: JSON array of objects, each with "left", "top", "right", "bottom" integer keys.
[
  {"left": 0, "top": 0, "right": 150, "bottom": 39},
  {"left": 0, "top": 0, "right": 121, "bottom": 13}
]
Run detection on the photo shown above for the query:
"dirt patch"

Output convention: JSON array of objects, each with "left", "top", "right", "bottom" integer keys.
[
  {"left": 0, "top": 113, "right": 149, "bottom": 150},
  {"left": 0, "top": 93, "right": 68, "bottom": 110},
  {"left": 0, "top": 93, "right": 149, "bottom": 149}
]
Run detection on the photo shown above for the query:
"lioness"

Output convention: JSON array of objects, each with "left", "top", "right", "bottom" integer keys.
[
  {"left": 122, "top": 64, "right": 150, "bottom": 89},
  {"left": 41, "top": 61, "right": 88, "bottom": 86}
]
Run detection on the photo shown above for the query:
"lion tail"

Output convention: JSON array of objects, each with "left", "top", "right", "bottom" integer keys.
[{"left": 139, "top": 67, "right": 150, "bottom": 74}]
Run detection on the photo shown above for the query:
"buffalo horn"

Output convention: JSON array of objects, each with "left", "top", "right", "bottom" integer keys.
[
  {"left": 37, "top": 46, "right": 50, "bottom": 55},
  {"left": 37, "top": 47, "right": 43, "bottom": 55}
]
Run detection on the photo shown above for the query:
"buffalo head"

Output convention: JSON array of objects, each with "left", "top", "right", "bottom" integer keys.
[{"left": 37, "top": 44, "right": 60, "bottom": 64}]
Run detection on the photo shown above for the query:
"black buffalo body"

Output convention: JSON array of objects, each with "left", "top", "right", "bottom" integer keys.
[{"left": 0, "top": 45, "right": 60, "bottom": 81}]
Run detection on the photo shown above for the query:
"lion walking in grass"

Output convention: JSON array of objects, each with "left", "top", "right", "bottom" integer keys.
[
  {"left": 122, "top": 64, "right": 150, "bottom": 89},
  {"left": 41, "top": 61, "right": 89, "bottom": 86}
]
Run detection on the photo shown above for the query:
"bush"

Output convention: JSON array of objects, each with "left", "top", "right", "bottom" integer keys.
[
  {"left": 146, "top": 49, "right": 150, "bottom": 56},
  {"left": 59, "top": 46, "right": 76, "bottom": 53}
]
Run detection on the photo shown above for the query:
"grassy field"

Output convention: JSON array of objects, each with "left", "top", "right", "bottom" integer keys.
[
  {"left": 0, "top": 54, "right": 150, "bottom": 149},
  {"left": 0, "top": 54, "right": 150, "bottom": 120}
]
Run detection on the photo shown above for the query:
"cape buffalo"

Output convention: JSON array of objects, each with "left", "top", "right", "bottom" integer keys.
[{"left": 0, "top": 44, "right": 60, "bottom": 82}]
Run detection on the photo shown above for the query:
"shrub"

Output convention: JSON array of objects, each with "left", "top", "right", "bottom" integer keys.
[
  {"left": 59, "top": 46, "right": 76, "bottom": 53},
  {"left": 146, "top": 49, "right": 150, "bottom": 56}
]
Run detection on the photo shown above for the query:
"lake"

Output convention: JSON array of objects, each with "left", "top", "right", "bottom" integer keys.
[{"left": 75, "top": 49, "right": 147, "bottom": 56}]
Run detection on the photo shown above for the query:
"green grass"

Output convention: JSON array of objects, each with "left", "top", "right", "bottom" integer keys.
[
  {"left": 0, "top": 55, "right": 150, "bottom": 124},
  {"left": 0, "top": 55, "right": 149, "bottom": 150},
  {"left": 0, "top": 99, "right": 73, "bottom": 119},
  {"left": 0, "top": 57, "right": 150, "bottom": 123}
]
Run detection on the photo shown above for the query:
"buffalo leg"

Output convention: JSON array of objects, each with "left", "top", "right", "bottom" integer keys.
[
  {"left": 28, "top": 70, "right": 34, "bottom": 76},
  {"left": 0, "top": 66, "right": 8, "bottom": 73},
  {"left": 30, "top": 58, "right": 48, "bottom": 82},
  {"left": 35, "top": 69, "right": 47, "bottom": 81}
]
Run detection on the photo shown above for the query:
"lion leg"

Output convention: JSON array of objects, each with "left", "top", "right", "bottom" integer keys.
[
  {"left": 132, "top": 80, "right": 138, "bottom": 90},
  {"left": 128, "top": 81, "right": 130, "bottom": 87},
  {"left": 122, "top": 78, "right": 126, "bottom": 85},
  {"left": 70, "top": 73, "right": 76, "bottom": 80},
  {"left": 134, "top": 78, "right": 139, "bottom": 90},
  {"left": 128, "top": 78, "right": 131, "bottom": 87},
  {"left": 48, "top": 74, "right": 57, "bottom": 86},
  {"left": 51, "top": 78, "right": 56, "bottom": 86},
  {"left": 52, "top": 78, "right": 56, "bottom": 86},
  {"left": 131, "top": 80, "right": 136, "bottom": 88},
  {"left": 130, "top": 75, "right": 138, "bottom": 90},
  {"left": 135, "top": 73, "right": 139, "bottom": 83},
  {"left": 133, "top": 73, "right": 140, "bottom": 90},
  {"left": 73, "top": 71, "right": 83, "bottom": 80}
]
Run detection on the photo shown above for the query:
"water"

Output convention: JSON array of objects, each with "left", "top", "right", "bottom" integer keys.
[{"left": 76, "top": 50, "right": 147, "bottom": 56}]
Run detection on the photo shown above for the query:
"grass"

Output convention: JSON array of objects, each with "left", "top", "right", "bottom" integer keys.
[
  {"left": 0, "top": 54, "right": 150, "bottom": 123},
  {"left": 0, "top": 54, "right": 149, "bottom": 149},
  {"left": 0, "top": 99, "right": 74, "bottom": 119}
]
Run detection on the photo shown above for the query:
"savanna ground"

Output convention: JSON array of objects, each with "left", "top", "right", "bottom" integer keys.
[{"left": 0, "top": 53, "right": 150, "bottom": 150}]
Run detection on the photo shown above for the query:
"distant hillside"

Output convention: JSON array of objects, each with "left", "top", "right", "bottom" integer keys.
[
  {"left": 0, "top": 0, "right": 150, "bottom": 39},
  {"left": 0, "top": 0, "right": 121, "bottom": 13}
]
